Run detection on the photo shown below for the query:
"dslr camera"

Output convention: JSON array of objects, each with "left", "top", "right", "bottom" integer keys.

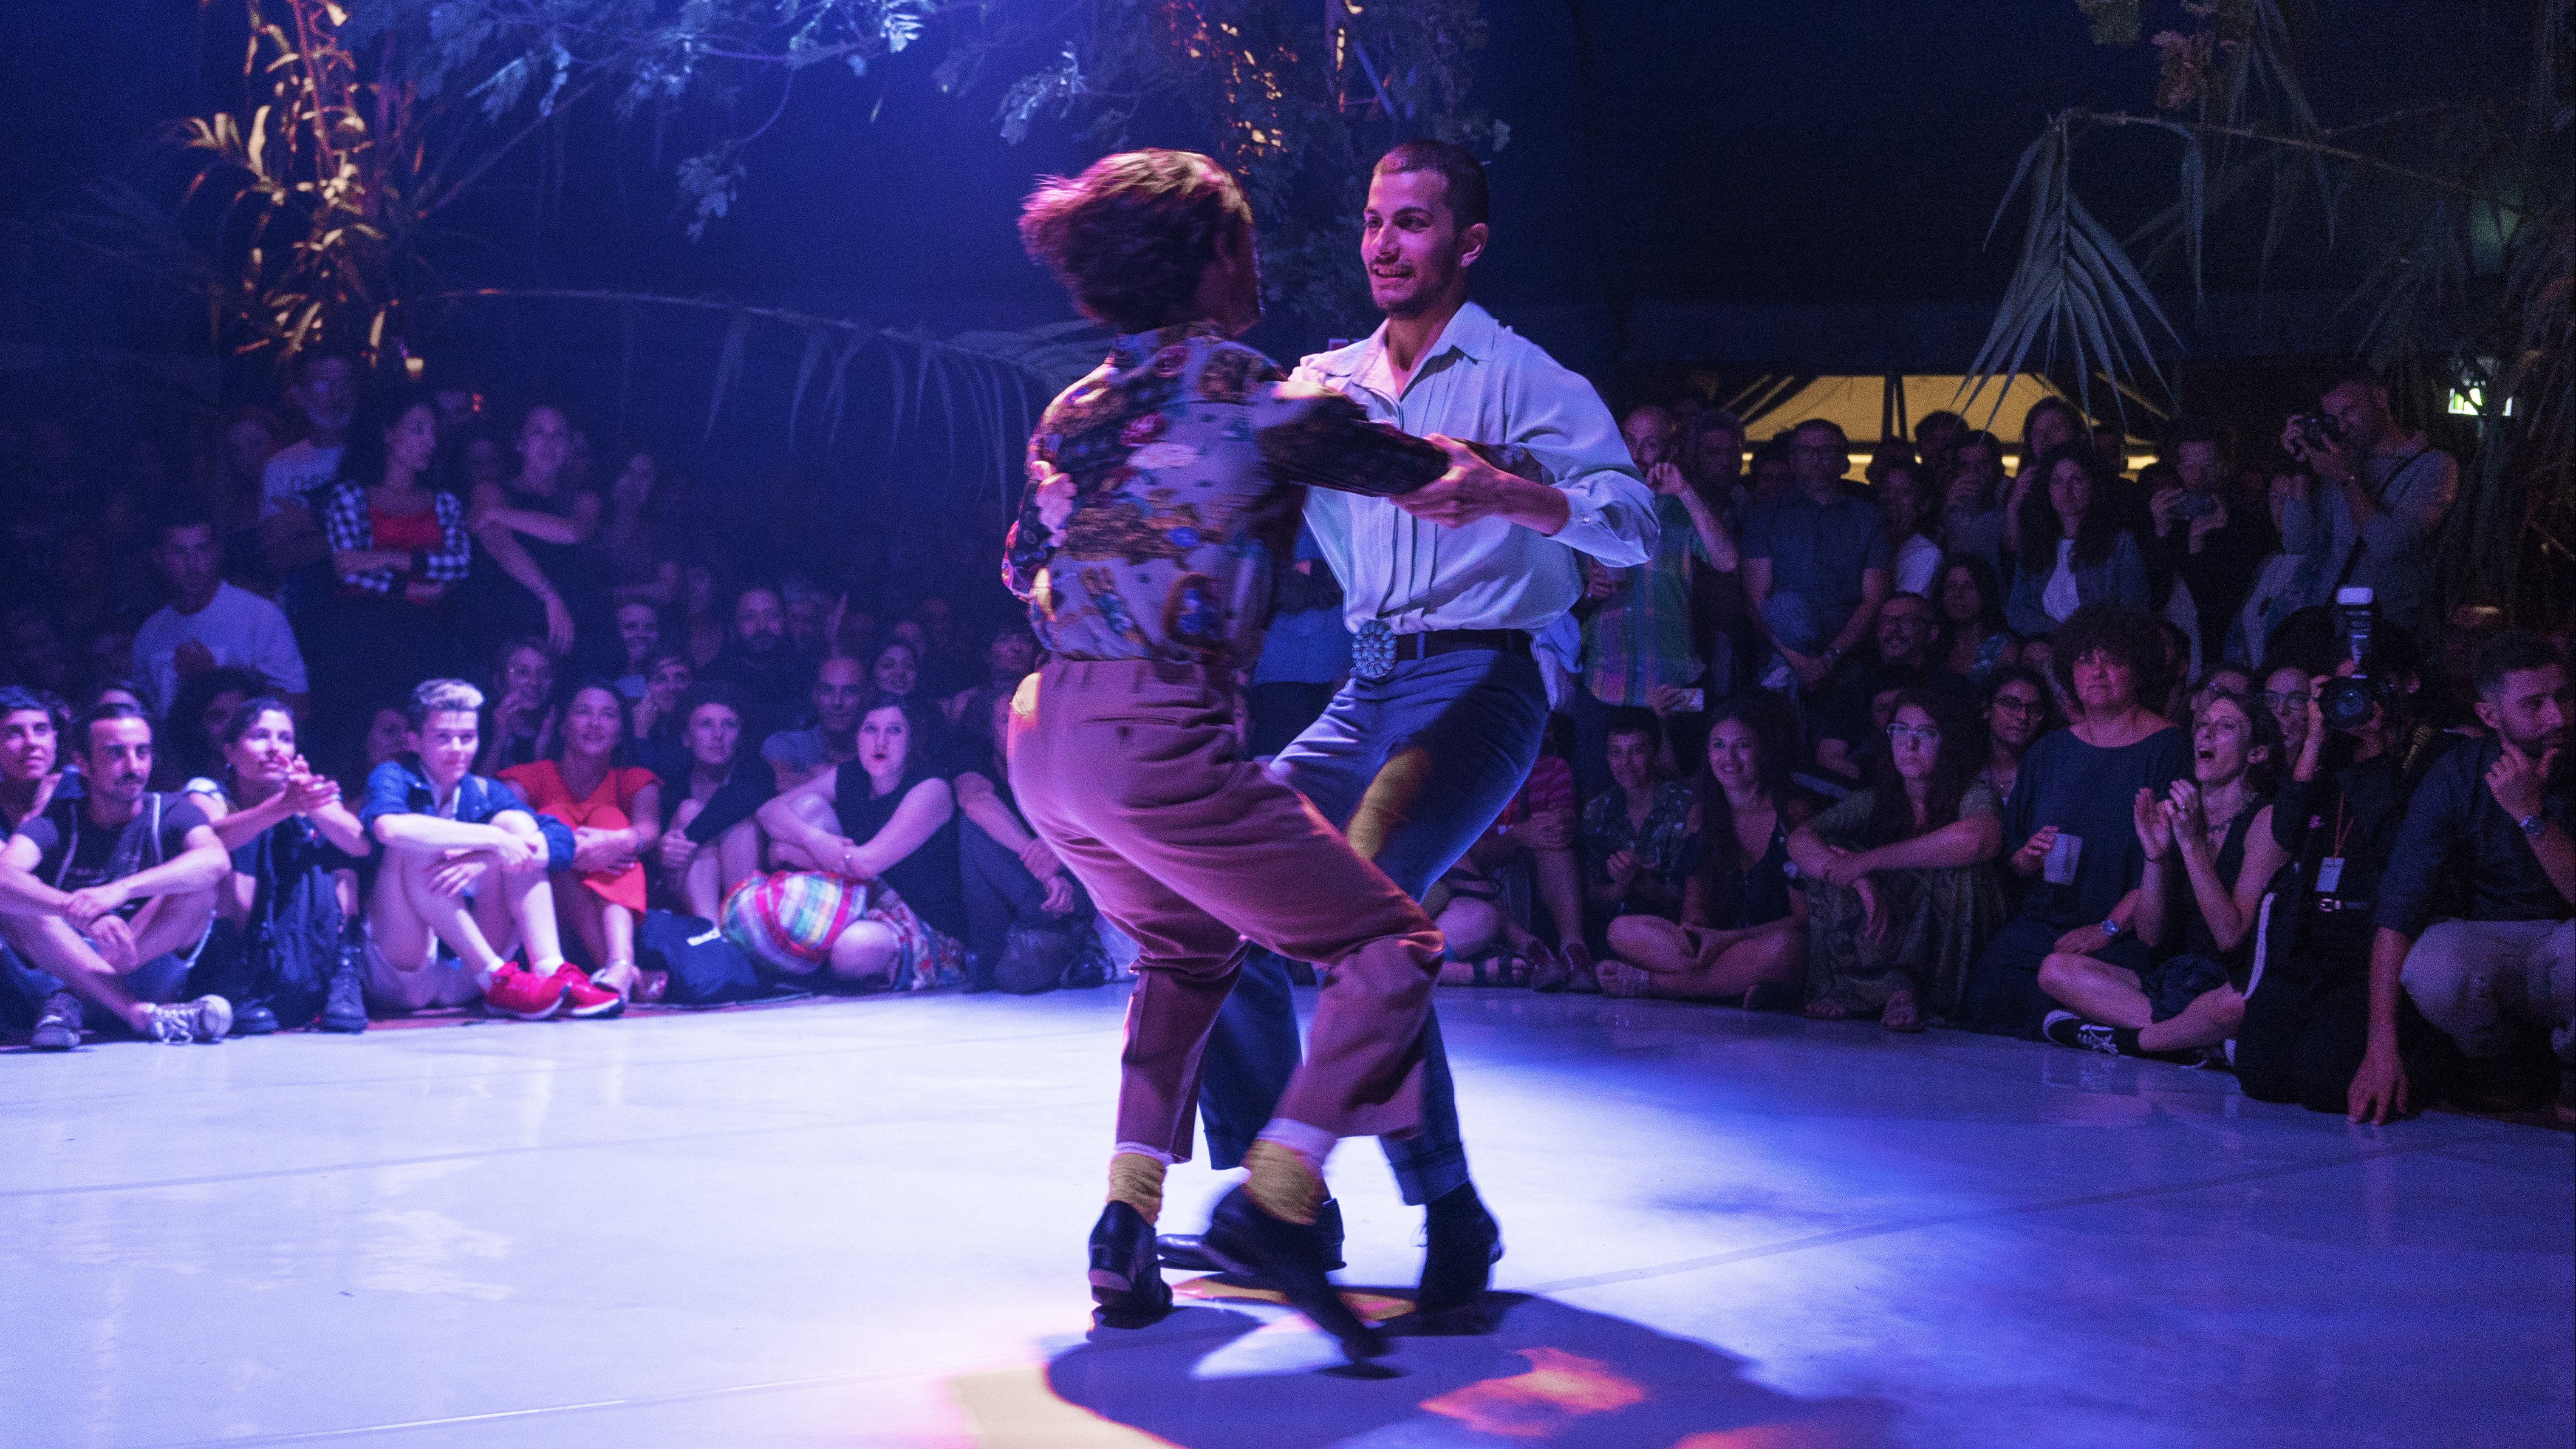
[
  {"left": 2321, "top": 586, "right": 2396, "bottom": 731},
  {"left": 2287, "top": 412, "right": 2346, "bottom": 459}
]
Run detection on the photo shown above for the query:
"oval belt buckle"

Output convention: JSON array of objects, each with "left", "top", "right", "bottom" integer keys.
[{"left": 1353, "top": 618, "right": 1396, "bottom": 683}]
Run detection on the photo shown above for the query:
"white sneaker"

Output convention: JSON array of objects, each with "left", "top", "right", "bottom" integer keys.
[{"left": 143, "top": 995, "right": 233, "bottom": 1044}]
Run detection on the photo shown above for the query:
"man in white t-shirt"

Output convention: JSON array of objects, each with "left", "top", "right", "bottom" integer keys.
[
  {"left": 258, "top": 351, "right": 360, "bottom": 516},
  {"left": 131, "top": 516, "right": 309, "bottom": 717}
]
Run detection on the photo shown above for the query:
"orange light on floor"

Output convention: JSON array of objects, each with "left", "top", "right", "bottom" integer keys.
[{"left": 1420, "top": 1347, "right": 1648, "bottom": 1437}]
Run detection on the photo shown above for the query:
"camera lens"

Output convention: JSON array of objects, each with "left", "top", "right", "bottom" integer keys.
[{"left": 2320, "top": 677, "right": 2377, "bottom": 730}]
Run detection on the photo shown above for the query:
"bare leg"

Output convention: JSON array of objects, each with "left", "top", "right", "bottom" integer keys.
[
  {"left": 1529, "top": 845, "right": 1582, "bottom": 949},
  {"left": 476, "top": 811, "right": 564, "bottom": 971},
  {"left": 1604, "top": 917, "right": 1806, "bottom": 1001},
  {"left": 2036, "top": 955, "right": 2154, "bottom": 1029},
  {"left": 126, "top": 889, "right": 216, "bottom": 964},
  {"left": 716, "top": 817, "right": 760, "bottom": 898},
  {"left": 595, "top": 899, "right": 640, "bottom": 994},
  {"left": 767, "top": 794, "right": 838, "bottom": 871},
  {"left": 373, "top": 847, "right": 507, "bottom": 981},
  {"left": 554, "top": 877, "right": 609, "bottom": 967},
  {"left": 1435, "top": 897, "right": 1508, "bottom": 984},
  {"left": 827, "top": 919, "right": 901, "bottom": 987}
]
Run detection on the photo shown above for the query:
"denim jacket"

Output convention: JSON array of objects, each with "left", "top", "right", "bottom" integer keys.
[{"left": 357, "top": 755, "right": 575, "bottom": 871}]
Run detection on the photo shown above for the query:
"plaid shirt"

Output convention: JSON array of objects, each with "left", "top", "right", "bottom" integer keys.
[
  {"left": 1582, "top": 493, "right": 1705, "bottom": 704},
  {"left": 320, "top": 482, "right": 473, "bottom": 595}
]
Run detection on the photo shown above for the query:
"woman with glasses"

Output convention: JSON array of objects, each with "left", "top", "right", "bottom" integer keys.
[
  {"left": 1980, "top": 666, "right": 2054, "bottom": 802},
  {"left": 1789, "top": 689, "right": 2006, "bottom": 1031},
  {"left": 2258, "top": 665, "right": 2314, "bottom": 765}
]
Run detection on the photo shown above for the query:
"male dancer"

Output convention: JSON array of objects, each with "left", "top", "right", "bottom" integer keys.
[
  {"left": 1008, "top": 149, "right": 1471, "bottom": 1360},
  {"left": 1156, "top": 141, "right": 1657, "bottom": 1316}
]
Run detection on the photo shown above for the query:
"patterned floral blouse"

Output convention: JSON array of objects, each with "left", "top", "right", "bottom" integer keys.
[{"left": 1003, "top": 322, "right": 1447, "bottom": 669}]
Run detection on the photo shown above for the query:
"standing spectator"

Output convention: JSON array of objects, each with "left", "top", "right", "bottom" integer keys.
[
  {"left": 1681, "top": 409, "right": 1749, "bottom": 693},
  {"left": 653, "top": 684, "right": 769, "bottom": 921},
  {"left": 2148, "top": 417, "right": 2275, "bottom": 661},
  {"left": 1742, "top": 418, "right": 1892, "bottom": 693},
  {"left": 951, "top": 690, "right": 1093, "bottom": 994},
  {"left": 1913, "top": 409, "right": 1967, "bottom": 492},
  {"left": 2001, "top": 397, "right": 2086, "bottom": 571},
  {"left": 1878, "top": 460, "right": 1942, "bottom": 598},
  {"left": 2368, "top": 632, "right": 2573, "bottom": 1121},
  {"left": 1937, "top": 554, "right": 2020, "bottom": 683},
  {"left": 255, "top": 350, "right": 361, "bottom": 599},
  {"left": 316, "top": 387, "right": 472, "bottom": 757},
  {"left": 205, "top": 406, "right": 283, "bottom": 583},
  {"left": 1790, "top": 688, "right": 2004, "bottom": 1029},
  {"left": 1941, "top": 428, "right": 2011, "bottom": 574},
  {"left": 676, "top": 561, "right": 729, "bottom": 669},
  {"left": 599, "top": 447, "right": 680, "bottom": 610},
  {"left": 185, "top": 698, "right": 371, "bottom": 1035},
  {"left": 741, "top": 697, "right": 965, "bottom": 990},
  {"left": 762, "top": 654, "right": 869, "bottom": 792},
  {"left": 468, "top": 403, "right": 600, "bottom": 658},
  {"left": 2277, "top": 364, "right": 2460, "bottom": 636},
  {"left": 1599, "top": 696, "right": 1810, "bottom": 1003},
  {"left": 1577, "top": 406, "right": 1731, "bottom": 791},
  {"left": 476, "top": 637, "right": 559, "bottom": 776},
  {"left": 1580, "top": 710, "right": 1696, "bottom": 948},
  {"left": 501, "top": 680, "right": 661, "bottom": 1003},
  {"left": 1962, "top": 606, "right": 2191, "bottom": 1037},
  {"left": 702, "top": 584, "right": 813, "bottom": 745},
  {"left": 2038, "top": 690, "right": 2286, "bottom": 1059},
  {"left": 2006, "top": 444, "right": 2150, "bottom": 638},
  {"left": 4, "top": 703, "right": 236, "bottom": 1049},
  {"left": 132, "top": 513, "right": 310, "bottom": 720},
  {"left": 356, "top": 678, "right": 600, "bottom": 1020}
]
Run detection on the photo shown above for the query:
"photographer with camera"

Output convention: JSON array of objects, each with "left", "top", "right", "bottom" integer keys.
[
  {"left": 2365, "top": 631, "right": 2574, "bottom": 1122},
  {"left": 2236, "top": 599, "right": 2459, "bottom": 1116},
  {"left": 2276, "top": 364, "right": 2457, "bottom": 637},
  {"left": 2149, "top": 417, "right": 2274, "bottom": 664}
]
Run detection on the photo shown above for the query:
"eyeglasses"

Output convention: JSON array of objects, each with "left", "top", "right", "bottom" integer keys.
[
  {"left": 2260, "top": 690, "right": 2311, "bottom": 711},
  {"left": 1886, "top": 723, "right": 1942, "bottom": 746},
  {"left": 1990, "top": 696, "right": 2046, "bottom": 717}
]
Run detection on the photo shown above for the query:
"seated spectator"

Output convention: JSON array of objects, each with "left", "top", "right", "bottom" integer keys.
[
  {"left": 950, "top": 690, "right": 1093, "bottom": 994},
  {"left": 2006, "top": 443, "right": 2150, "bottom": 638},
  {"left": 612, "top": 601, "right": 661, "bottom": 699},
  {"left": 468, "top": 403, "right": 601, "bottom": 657},
  {"left": 132, "top": 512, "right": 309, "bottom": 720},
  {"left": 1878, "top": 460, "right": 1942, "bottom": 597},
  {"left": 4, "top": 703, "right": 236, "bottom": 1049},
  {"left": 345, "top": 703, "right": 415, "bottom": 797},
  {"left": 677, "top": 561, "right": 730, "bottom": 669},
  {"left": 501, "top": 681, "right": 662, "bottom": 1003},
  {"left": 2237, "top": 650, "right": 2460, "bottom": 1114},
  {"left": 1978, "top": 666, "right": 2052, "bottom": 803},
  {"left": 185, "top": 697, "right": 371, "bottom": 1034},
  {"left": 1963, "top": 605, "right": 2191, "bottom": 1037},
  {"left": 2038, "top": 689, "right": 2286, "bottom": 1059},
  {"left": 1790, "top": 689, "right": 2005, "bottom": 1030},
  {"left": 941, "top": 623, "right": 1041, "bottom": 731},
  {"left": 163, "top": 664, "right": 267, "bottom": 789},
  {"left": 762, "top": 654, "right": 869, "bottom": 792},
  {"left": 601, "top": 447, "right": 682, "bottom": 611},
  {"left": 737, "top": 696, "right": 965, "bottom": 990},
  {"left": 2185, "top": 666, "right": 2255, "bottom": 722},
  {"left": 1936, "top": 554, "right": 2021, "bottom": 683},
  {"left": 652, "top": 684, "right": 769, "bottom": 920},
  {"left": 318, "top": 386, "right": 470, "bottom": 757},
  {"left": 476, "top": 636, "right": 559, "bottom": 775},
  {"left": 1743, "top": 418, "right": 1892, "bottom": 693},
  {"left": 1812, "top": 592, "right": 1964, "bottom": 779},
  {"left": 702, "top": 583, "right": 813, "bottom": 744},
  {"left": 357, "top": 678, "right": 607, "bottom": 1021},
  {"left": 2371, "top": 632, "right": 2573, "bottom": 1120},
  {"left": 1449, "top": 731, "right": 1589, "bottom": 992},
  {"left": 630, "top": 649, "right": 694, "bottom": 769},
  {"left": 1600, "top": 695, "right": 1811, "bottom": 1004},
  {"left": 0, "top": 687, "right": 67, "bottom": 837},
  {"left": 1581, "top": 710, "right": 1695, "bottom": 947},
  {"left": 2274, "top": 364, "right": 2459, "bottom": 635}
]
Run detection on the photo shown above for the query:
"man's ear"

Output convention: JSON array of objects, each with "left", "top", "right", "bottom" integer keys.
[
  {"left": 1456, "top": 221, "right": 1490, "bottom": 270},
  {"left": 2473, "top": 698, "right": 2502, "bottom": 736}
]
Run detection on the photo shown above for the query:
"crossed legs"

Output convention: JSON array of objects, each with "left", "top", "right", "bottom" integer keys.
[{"left": 0, "top": 888, "right": 216, "bottom": 1032}]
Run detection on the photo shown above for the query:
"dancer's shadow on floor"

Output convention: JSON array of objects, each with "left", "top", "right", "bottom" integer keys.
[{"left": 1039, "top": 1284, "right": 1897, "bottom": 1447}]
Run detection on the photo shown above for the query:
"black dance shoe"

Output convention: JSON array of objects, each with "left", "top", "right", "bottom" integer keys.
[
  {"left": 1201, "top": 1187, "right": 1384, "bottom": 1362},
  {"left": 1414, "top": 1182, "right": 1503, "bottom": 1320},
  {"left": 1087, "top": 1201, "right": 1172, "bottom": 1327},
  {"left": 230, "top": 1003, "right": 280, "bottom": 1037},
  {"left": 1160, "top": 1196, "right": 1343, "bottom": 1276}
]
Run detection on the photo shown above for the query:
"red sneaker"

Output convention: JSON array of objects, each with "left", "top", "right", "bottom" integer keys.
[
  {"left": 483, "top": 964, "right": 567, "bottom": 1021},
  {"left": 552, "top": 964, "right": 626, "bottom": 1020}
]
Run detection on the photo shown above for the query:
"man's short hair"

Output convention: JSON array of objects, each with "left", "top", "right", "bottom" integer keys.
[
  {"left": 78, "top": 700, "right": 152, "bottom": 752},
  {"left": 1789, "top": 418, "right": 1848, "bottom": 451},
  {"left": 2473, "top": 630, "right": 2565, "bottom": 703},
  {"left": 489, "top": 635, "right": 551, "bottom": 681},
  {"left": 1018, "top": 149, "right": 1254, "bottom": 334},
  {"left": 677, "top": 681, "right": 746, "bottom": 728},
  {"left": 408, "top": 678, "right": 485, "bottom": 730},
  {"left": 152, "top": 509, "right": 218, "bottom": 546},
  {"left": 1914, "top": 410, "right": 1965, "bottom": 442},
  {"left": 1372, "top": 139, "right": 1491, "bottom": 230},
  {"left": 733, "top": 581, "right": 785, "bottom": 613},
  {"left": 2318, "top": 361, "right": 2384, "bottom": 399},
  {"left": 1692, "top": 408, "right": 1746, "bottom": 444},
  {"left": 1602, "top": 707, "right": 1660, "bottom": 745},
  {"left": 2164, "top": 414, "right": 2232, "bottom": 457}
]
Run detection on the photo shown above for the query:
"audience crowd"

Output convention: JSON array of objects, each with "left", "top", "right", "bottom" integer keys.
[{"left": 4, "top": 354, "right": 2568, "bottom": 1127}]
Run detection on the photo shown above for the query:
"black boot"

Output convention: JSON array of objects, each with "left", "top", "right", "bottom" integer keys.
[
  {"left": 1202, "top": 1187, "right": 1384, "bottom": 1362},
  {"left": 1160, "top": 1195, "right": 1344, "bottom": 1276},
  {"left": 1415, "top": 1182, "right": 1503, "bottom": 1320},
  {"left": 320, "top": 941, "right": 370, "bottom": 1034},
  {"left": 1087, "top": 1201, "right": 1172, "bottom": 1327},
  {"left": 230, "top": 1003, "right": 280, "bottom": 1036}
]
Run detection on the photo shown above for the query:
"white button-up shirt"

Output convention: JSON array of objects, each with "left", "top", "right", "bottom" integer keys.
[{"left": 1293, "top": 301, "right": 1656, "bottom": 636}]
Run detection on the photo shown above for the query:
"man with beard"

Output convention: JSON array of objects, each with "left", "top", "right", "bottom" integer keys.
[
  {"left": 704, "top": 584, "right": 814, "bottom": 745},
  {"left": 762, "top": 654, "right": 869, "bottom": 791},
  {"left": 2365, "top": 630, "right": 2574, "bottom": 1122},
  {"left": 1151, "top": 140, "right": 1656, "bottom": 1321},
  {"left": 2, "top": 703, "right": 236, "bottom": 1048}
]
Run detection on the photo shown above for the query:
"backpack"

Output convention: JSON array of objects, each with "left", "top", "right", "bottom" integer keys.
[{"left": 636, "top": 910, "right": 771, "bottom": 1006}]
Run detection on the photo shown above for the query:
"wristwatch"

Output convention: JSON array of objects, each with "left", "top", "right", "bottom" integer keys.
[
  {"left": 2099, "top": 918, "right": 2124, "bottom": 939},
  {"left": 2520, "top": 812, "right": 2547, "bottom": 839}
]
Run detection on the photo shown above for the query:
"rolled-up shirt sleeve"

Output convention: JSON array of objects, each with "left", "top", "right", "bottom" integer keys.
[{"left": 1503, "top": 356, "right": 1656, "bottom": 567}]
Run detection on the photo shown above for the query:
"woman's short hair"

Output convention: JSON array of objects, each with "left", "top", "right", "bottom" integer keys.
[
  {"left": 408, "top": 678, "right": 485, "bottom": 729},
  {"left": 2051, "top": 604, "right": 2167, "bottom": 703},
  {"left": 1018, "top": 149, "right": 1253, "bottom": 333}
]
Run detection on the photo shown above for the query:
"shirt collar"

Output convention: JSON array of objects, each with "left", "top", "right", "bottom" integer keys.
[
  {"left": 1322, "top": 299, "right": 1500, "bottom": 387},
  {"left": 1109, "top": 320, "right": 1228, "bottom": 372}
]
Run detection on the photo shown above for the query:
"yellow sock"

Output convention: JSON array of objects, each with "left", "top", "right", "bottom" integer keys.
[
  {"left": 1240, "top": 1140, "right": 1323, "bottom": 1226},
  {"left": 1107, "top": 1152, "right": 1166, "bottom": 1224}
]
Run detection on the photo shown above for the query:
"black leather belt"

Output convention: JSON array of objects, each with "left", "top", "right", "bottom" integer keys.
[{"left": 1389, "top": 629, "right": 1532, "bottom": 663}]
